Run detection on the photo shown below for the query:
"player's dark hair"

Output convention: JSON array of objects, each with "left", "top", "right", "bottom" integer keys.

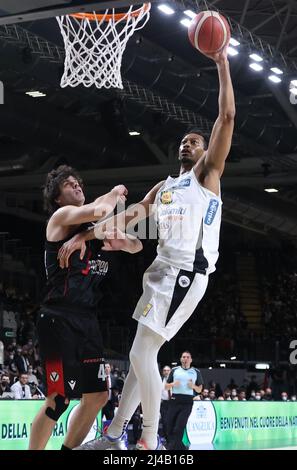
[
  {"left": 182, "top": 127, "right": 208, "bottom": 150},
  {"left": 43, "top": 165, "right": 83, "bottom": 215},
  {"left": 181, "top": 350, "right": 192, "bottom": 357}
]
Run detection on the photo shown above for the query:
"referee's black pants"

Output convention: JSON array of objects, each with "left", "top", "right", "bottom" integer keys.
[
  {"left": 166, "top": 400, "right": 193, "bottom": 450},
  {"left": 160, "top": 400, "right": 170, "bottom": 439}
]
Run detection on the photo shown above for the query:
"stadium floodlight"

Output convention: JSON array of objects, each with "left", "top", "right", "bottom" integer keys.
[
  {"left": 129, "top": 131, "right": 140, "bottom": 136},
  {"left": 158, "top": 4, "right": 175, "bottom": 15},
  {"left": 249, "top": 53, "right": 263, "bottom": 62},
  {"left": 229, "top": 37, "right": 240, "bottom": 47},
  {"left": 255, "top": 363, "right": 270, "bottom": 370},
  {"left": 183, "top": 10, "right": 196, "bottom": 19},
  {"left": 270, "top": 67, "right": 283, "bottom": 75},
  {"left": 268, "top": 75, "right": 281, "bottom": 83},
  {"left": 265, "top": 188, "right": 278, "bottom": 193},
  {"left": 227, "top": 46, "right": 239, "bottom": 57},
  {"left": 26, "top": 90, "right": 46, "bottom": 97},
  {"left": 249, "top": 63, "right": 263, "bottom": 72},
  {"left": 180, "top": 18, "right": 191, "bottom": 27}
]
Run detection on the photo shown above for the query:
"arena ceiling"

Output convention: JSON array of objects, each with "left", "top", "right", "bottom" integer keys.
[{"left": 0, "top": 0, "right": 297, "bottom": 239}]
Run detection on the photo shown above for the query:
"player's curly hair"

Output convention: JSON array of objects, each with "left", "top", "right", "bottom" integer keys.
[{"left": 43, "top": 165, "right": 83, "bottom": 215}]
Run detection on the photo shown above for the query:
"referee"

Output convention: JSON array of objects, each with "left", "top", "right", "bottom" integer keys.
[{"left": 165, "top": 351, "right": 203, "bottom": 450}]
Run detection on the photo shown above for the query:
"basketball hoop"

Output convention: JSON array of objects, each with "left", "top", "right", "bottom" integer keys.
[{"left": 56, "top": 3, "right": 151, "bottom": 89}]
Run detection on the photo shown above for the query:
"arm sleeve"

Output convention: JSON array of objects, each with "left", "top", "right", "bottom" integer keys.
[{"left": 195, "top": 369, "right": 203, "bottom": 386}]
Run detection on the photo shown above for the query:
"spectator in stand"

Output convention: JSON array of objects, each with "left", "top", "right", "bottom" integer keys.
[
  {"left": 102, "top": 363, "right": 117, "bottom": 421},
  {"left": 11, "top": 373, "right": 32, "bottom": 399},
  {"left": 208, "top": 380, "right": 223, "bottom": 398},
  {"left": 209, "top": 390, "right": 216, "bottom": 400},
  {"left": 254, "top": 391, "right": 262, "bottom": 401},
  {"left": 223, "top": 388, "right": 232, "bottom": 400},
  {"left": 246, "top": 375, "right": 259, "bottom": 399},
  {"left": 5, "top": 351, "right": 18, "bottom": 380},
  {"left": 14, "top": 347, "right": 30, "bottom": 374},
  {"left": 263, "top": 387, "right": 273, "bottom": 401},
  {"left": 0, "top": 374, "right": 13, "bottom": 399},
  {"left": 238, "top": 390, "right": 246, "bottom": 401},
  {"left": 27, "top": 366, "right": 39, "bottom": 387},
  {"left": 201, "top": 388, "right": 209, "bottom": 400},
  {"left": 231, "top": 388, "right": 237, "bottom": 400},
  {"left": 249, "top": 390, "right": 256, "bottom": 401},
  {"left": 159, "top": 365, "right": 172, "bottom": 442}
]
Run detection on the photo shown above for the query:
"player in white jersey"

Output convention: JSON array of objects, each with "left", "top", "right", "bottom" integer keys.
[{"left": 57, "top": 43, "right": 235, "bottom": 450}]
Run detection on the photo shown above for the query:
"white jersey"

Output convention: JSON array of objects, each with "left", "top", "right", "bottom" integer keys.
[{"left": 155, "top": 169, "right": 222, "bottom": 275}]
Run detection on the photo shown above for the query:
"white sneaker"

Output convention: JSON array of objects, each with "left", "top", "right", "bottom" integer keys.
[{"left": 73, "top": 433, "right": 127, "bottom": 450}]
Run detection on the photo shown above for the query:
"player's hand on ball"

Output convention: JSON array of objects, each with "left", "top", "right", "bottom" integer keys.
[
  {"left": 111, "top": 185, "right": 128, "bottom": 204},
  {"left": 203, "top": 42, "right": 229, "bottom": 63},
  {"left": 58, "top": 233, "right": 87, "bottom": 268}
]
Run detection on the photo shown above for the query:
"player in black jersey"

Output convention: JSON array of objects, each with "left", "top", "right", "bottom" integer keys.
[{"left": 29, "top": 165, "right": 142, "bottom": 450}]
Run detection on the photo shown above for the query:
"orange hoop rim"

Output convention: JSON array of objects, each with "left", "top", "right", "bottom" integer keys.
[{"left": 71, "top": 2, "right": 151, "bottom": 21}]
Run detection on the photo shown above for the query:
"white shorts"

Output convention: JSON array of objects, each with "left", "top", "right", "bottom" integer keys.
[{"left": 132, "top": 259, "right": 209, "bottom": 341}]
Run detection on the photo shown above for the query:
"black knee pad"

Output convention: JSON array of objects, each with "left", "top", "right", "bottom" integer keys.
[{"left": 45, "top": 394, "right": 69, "bottom": 422}]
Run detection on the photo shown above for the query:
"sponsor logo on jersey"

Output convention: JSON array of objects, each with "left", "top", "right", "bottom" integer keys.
[
  {"left": 159, "top": 207, "right": 186, "bottom": 216},
  {"left": 204, "top": 199, "right": 219, "bottom": 225},
  {"left": 83, "top": 358, "right": 104, "bottom": 364},
  {"left": 50, "top": 371, "right": 59, "bottom": 382},
  {"left": 178, "top": 275, "right": 191, "bottom": 288},
  {"left": 172, "top": 178, "right": 191, "bottom": 190},
  {"left": 160, "top": 191, "right": 173, "bottom": 205},
  {"left": 143, "top": 303, "right": 152, "bottom": 317},
  {"left": 89, "top": 258, "right": 109, "bottom": 276}
]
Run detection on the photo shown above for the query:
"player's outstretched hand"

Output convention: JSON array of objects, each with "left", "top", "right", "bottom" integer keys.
[
  {"left": 111, "top": 185, "right": 128, "bottom": 204},
  {"left": 58, "top": 233, "right": 86, "bottom": 268}
]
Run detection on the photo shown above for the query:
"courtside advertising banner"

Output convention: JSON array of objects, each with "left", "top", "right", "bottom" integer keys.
[
  {"left": 0, "top": 400, "right": 101, "bottom": 450},
  {"left": 185, "top": 401, "right": 297, "bottom": 449}
]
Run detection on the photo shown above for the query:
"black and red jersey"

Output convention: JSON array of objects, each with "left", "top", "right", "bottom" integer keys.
[{"left": 42, "top": 224, "right": 112, "bottom": 313}]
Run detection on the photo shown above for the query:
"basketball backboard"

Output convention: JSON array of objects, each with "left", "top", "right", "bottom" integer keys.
[{"left": 0, "top": 0, "right": 159, "bottom": 25}]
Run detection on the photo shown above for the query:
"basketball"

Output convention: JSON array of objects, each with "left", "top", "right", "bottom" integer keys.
[{"left": 188, "top": 11, "right": 230, "bottom": 55}]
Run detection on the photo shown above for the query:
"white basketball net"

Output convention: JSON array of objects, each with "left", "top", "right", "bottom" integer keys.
[{"left": 57, "top": 4, "right": 150, "bottom": 89}]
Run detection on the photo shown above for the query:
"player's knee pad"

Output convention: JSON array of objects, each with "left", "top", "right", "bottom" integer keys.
[{"left": 45, "top": 394, "right": 69, "bottom": 421}]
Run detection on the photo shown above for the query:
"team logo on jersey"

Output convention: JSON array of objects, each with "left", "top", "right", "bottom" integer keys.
[
  {"left": 50, "top": 371, "right": 59, "bottom": 382},
  {"left": 160, "top": 191, "right": 173, "bottom": 205},
  {"left": 204, "top": 199, "right": 219, "bottom": 225},
  {"left": 68, "top": 380, "right": 76, "bottom": 390},
  {"left": 143, "top": 303, "right": 152, "bottom": 317},
  {"left": 179, "top": 275, "right": 190, "bottom": 288}
]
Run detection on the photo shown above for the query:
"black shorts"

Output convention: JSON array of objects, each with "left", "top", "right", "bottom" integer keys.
[{"left": 37, "top": 307, "right": 107, "bottom": 398}]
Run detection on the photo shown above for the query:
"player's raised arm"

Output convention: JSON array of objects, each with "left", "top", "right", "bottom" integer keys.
[
  {"left": 57, "top": 181, "right": 164, "bottom": 267},
  {"left": 200, "top": 45, "right": 235, "bottom": 179},
  {"left": 50, "top": 184, "right": 128, "bottom": 227}
]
